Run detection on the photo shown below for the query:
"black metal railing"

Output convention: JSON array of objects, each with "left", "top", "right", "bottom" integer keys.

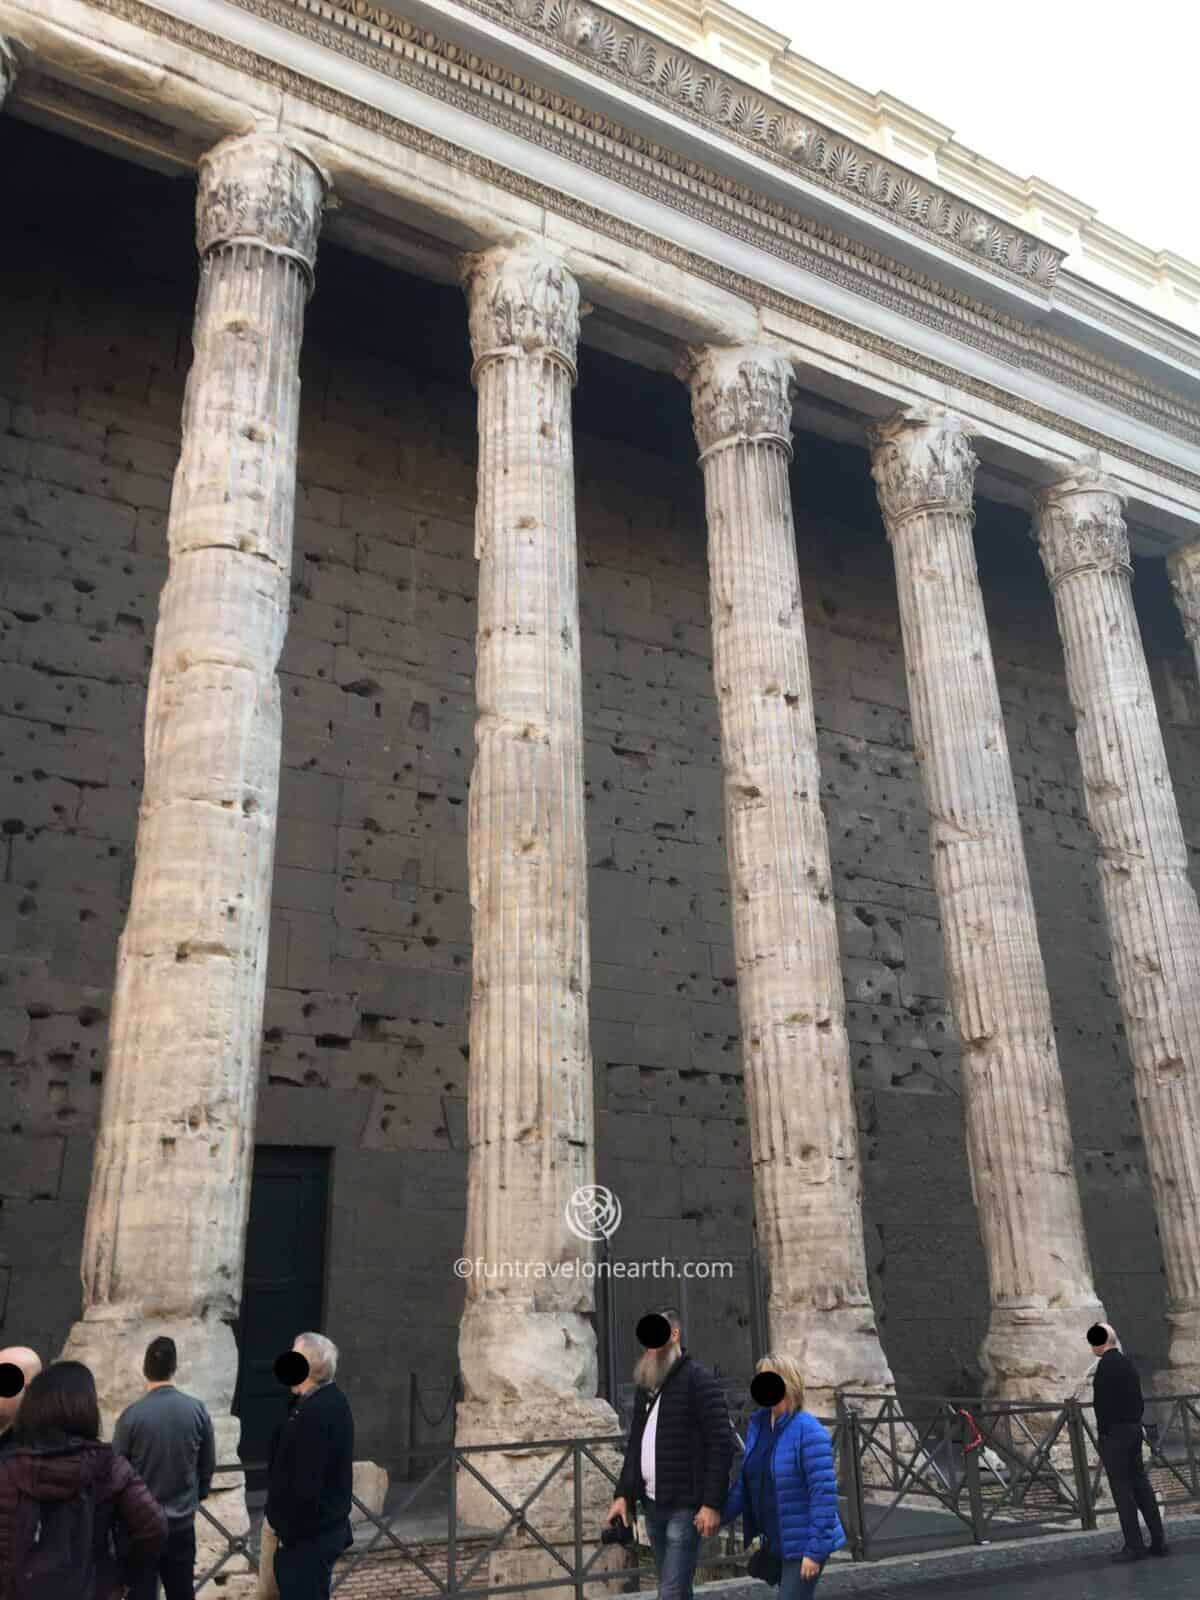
[{"left": 194, "top": 1391, "right": 1200, "bottom": 1591}]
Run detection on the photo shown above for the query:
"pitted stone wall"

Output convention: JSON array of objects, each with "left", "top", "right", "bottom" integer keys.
[{"left": 1, "top": 123, "right": 1197, "bottom": 1465}]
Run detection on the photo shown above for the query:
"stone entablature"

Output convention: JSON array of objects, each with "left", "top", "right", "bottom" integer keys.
[{"left": 600, "top": 0, "right": 1200, "bottom": 335}]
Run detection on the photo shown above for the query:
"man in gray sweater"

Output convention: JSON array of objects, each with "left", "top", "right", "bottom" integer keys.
[{"left": 114, "top": 1335, "right": 217, "bottom": 1599}]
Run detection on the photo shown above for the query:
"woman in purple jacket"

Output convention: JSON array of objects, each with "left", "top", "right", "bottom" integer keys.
[
  {"left": 0, "top": 1361, "right": 167, "bottom": 1598},
  {"left": 721, "top": 1354, "right": 845, "bottom": 1598}
]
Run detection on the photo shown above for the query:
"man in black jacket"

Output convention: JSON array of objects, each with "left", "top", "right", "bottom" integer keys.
[
  {"left": 1087, "top": 1323, "right": 1168, "bottom": 1561},
  {"left": 608, "top": 1308, "right": 733, "bottom": 1600},
  {"left": 266, "top": 1331, "right": 355, "bottom": 1599}
]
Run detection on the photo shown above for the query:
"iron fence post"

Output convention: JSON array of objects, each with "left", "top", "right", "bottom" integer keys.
[
  {"left": 962, "top": 1415, "right": 986, "bottom": 1544},
  {"left": 448, "top": 1441, "right": 458, "bottom": 1597},
  {"left": 573, "top": 1440, "right": 584, "bottom": 1600},
  {"left": 838, "top": 1397, "right": 866, "bottom": 1562},
  {"left": 1066, "top": 1399, "right": 1096, "bottom": 1530}
]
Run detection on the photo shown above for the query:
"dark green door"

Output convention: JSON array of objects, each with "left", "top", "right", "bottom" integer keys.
[{"left": 234, "top": 1146, "right": 330, "bottom": 1487}]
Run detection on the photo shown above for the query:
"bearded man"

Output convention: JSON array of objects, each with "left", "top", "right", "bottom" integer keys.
[{"left": 607, "top": 1308, "right": 733, "bottom": 1600}]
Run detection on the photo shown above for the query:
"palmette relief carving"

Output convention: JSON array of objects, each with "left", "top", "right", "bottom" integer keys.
[
  {"left": 197, "top": 131, "right": 329, "bottom": 277},
  {"left": 462, "top": 239, "right": 581, "bottom": 370},
  {"left": 867, "top": 406, "right": 978, "bottom": 521},
  {"left": 681, "top": 344, "right": 796, "bottom": 456},
  {"left": 1033, "top": 455, "right": 1131, "bottom": 585},
  {"left": 474, "top": 0, "right": 1061, "bottom": 285}
]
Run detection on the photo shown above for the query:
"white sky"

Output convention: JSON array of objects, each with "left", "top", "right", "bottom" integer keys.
[{"left": 741, "top": 0, "right": 1200, "bottom": 266}]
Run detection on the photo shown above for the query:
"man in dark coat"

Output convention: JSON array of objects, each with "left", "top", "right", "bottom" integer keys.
[
  {"left": 607, "top": 1308, "right": 733, "bottom": 1600},
  {"left": 266, "top": 1332, "right": 354, "bottom": 1600},
  {"left": 1087, "top": 1323, "right": 1169, "bottom": 1561}
]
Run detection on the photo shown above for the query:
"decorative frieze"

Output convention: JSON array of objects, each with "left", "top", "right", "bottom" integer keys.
[
  {"left": 455, "top": 0, "right": 1062, "bottom": 289},
  {"left": 57, "top": 0, "right": 1200, "bottom": 485}
]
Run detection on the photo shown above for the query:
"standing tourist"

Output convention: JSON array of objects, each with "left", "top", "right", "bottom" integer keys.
[
  {"left": 1087, "top": 1323, "right": 1169, "bottom": 1561},
  {"left": 0, "top": 1360, "right": 167, "bottom": 1596},
  {"left": 0, "top": 1348, "right": 42, "bottom": 1457},
  {"left": 113, "top": 1335, "right": 217, "bottom": 1599},
  {"left": 607, "top": 1307, "right": 733, "bottom": 1600},
  {"left": 721, "top": 1355, "right": 843, "bottom": 1598},
  {"left": 265, "top": 1333, "right": 354, "bottom": 1600}
]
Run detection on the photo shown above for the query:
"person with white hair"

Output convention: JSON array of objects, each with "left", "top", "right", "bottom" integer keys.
[
  {"left": 0, "top": 1345, "right": 42, "bottom": 1456},
  {"left": 265, "top": 1332, "right": 355, "bottom": 1598}
]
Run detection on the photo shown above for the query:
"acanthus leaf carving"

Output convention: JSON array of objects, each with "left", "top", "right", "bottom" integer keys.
[
  {"left": 867, "top": 407, "right": 978, "bottom": 524},
  {"left": 196, "top": 132, "right": 328, "bottom": 278},
  {"left": 1033, "top": 454, "right": 1131, "bottom": 586},
  {"left": 463, "top": 240, "right": 581, "bottom": 372},
  {"left": 681, "top": 345, "right": 796, "bottom": 458}
]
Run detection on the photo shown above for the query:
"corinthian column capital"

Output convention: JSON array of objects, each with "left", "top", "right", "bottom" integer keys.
[
  {"left": 679, "top": 344, "right": 795, "bottom": 459},
  {"left": 1033, "top": 454, "right": 1130, "bottom": 587},
  {"left": 867, "top": 406, "right": 977, "bottom": 523},
  {"left": 1168, "top": 541, "right": 1200, "bottom": 647},
  {"left": 196, "top": 132, "right": 329, "bottom": 285},
  {"left": 462, "top": 240, "right": 580, "bottom": 378},
  {"left": 0, "top": 37, "right": 18, "bottom": 107}
]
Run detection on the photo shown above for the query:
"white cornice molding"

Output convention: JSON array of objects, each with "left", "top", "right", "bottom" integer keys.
[{"left": 609, "top": 0, "right": 1200, "bottom": 335}]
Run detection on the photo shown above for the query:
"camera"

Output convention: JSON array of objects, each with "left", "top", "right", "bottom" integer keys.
[{"left": 601, "top": 1517, "right": 634, "bottom": 1546}]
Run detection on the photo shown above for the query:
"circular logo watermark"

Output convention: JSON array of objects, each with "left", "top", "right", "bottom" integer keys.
[{"left": 565, "top": 1184, "right": 622, "bottom": 1242}]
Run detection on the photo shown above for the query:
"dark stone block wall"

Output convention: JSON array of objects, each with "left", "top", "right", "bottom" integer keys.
[{"left": 2, "top": 120, "right": 1199, "bottom": 1469}]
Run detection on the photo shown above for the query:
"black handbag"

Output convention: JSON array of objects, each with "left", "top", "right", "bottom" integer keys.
[{"left": 746, "top": 1542, "right": 783, "bottom": 1585}]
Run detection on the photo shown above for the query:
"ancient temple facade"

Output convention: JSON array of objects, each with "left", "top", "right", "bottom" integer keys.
[{"left": 2, "top": 0, "right": 1200, "bottom": 1482}]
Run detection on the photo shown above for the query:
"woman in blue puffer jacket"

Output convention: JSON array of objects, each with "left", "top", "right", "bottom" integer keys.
[{"left": 721, "top": 1353, "right": 844, "bottom": 1598}]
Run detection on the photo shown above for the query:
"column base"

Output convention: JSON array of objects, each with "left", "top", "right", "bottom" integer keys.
[
  {"left": 455, "top": 1391, "right": 622, "bottom": 1539},
  {"left": 767, "top": 1301, "right": 895, "bottom": 1420},
  {"left": 1152, "top": 1305, "right": 1200, "bottom": 1397},
  {"left": 979, "top": 1301, "right": 1106, "bottom": 1403},
  {"left": 61, "top": 1311, "right": 250, "bottom": 1576}
]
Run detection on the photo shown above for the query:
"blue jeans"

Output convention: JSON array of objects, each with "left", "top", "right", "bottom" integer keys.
[
  {"left": 641, "top": 1501, "right": 701, "bottom": 1600},
  {"left": 778, "top": 1558, "right": 824, "bottom": 1599}
]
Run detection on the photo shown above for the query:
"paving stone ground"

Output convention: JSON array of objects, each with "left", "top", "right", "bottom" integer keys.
[{"left": 909, "top": 1539, "right": 1199, "bottom": 1598}]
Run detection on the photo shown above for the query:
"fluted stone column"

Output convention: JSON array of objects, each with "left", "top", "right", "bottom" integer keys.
[
  {"left": 0, "top": 38, "right": 18, "bottom": 107},
  {"left": 63, "top": 134, "right": 328, "bottom": 1465},
  {"left": 457, "top": 242, "right": 617, "bottom": 1530},
  {"left": 681, "top": 345, "right": 892, "bottom": 1411},
  {"left": 1036, "top": 458, "right": 1200, "bottom": 1388},
  {"left": 869, "top": 408, "right": 1103, "bottom": 1399}
]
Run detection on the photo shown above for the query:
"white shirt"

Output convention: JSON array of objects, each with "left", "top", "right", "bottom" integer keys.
[{"left": 640, "top": 1393, "right": 661, "bottom": 1501}]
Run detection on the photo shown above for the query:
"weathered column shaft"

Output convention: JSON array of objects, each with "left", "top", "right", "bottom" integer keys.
[
  {"left": 683, "top": 346, "right": 892, "bottom": 1409},
  {"left": 1036, "top": 461, "right": 1200, "bottom": 1385},
  {"left": 64, "top": 134, "right": 328, "bottom": 1435},
  {"left": 457, "top": 242, "right": 614, "bottom": 1465},
  {"left": 870, "top": 409, "right": 1101, "bottom": 1398}
]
